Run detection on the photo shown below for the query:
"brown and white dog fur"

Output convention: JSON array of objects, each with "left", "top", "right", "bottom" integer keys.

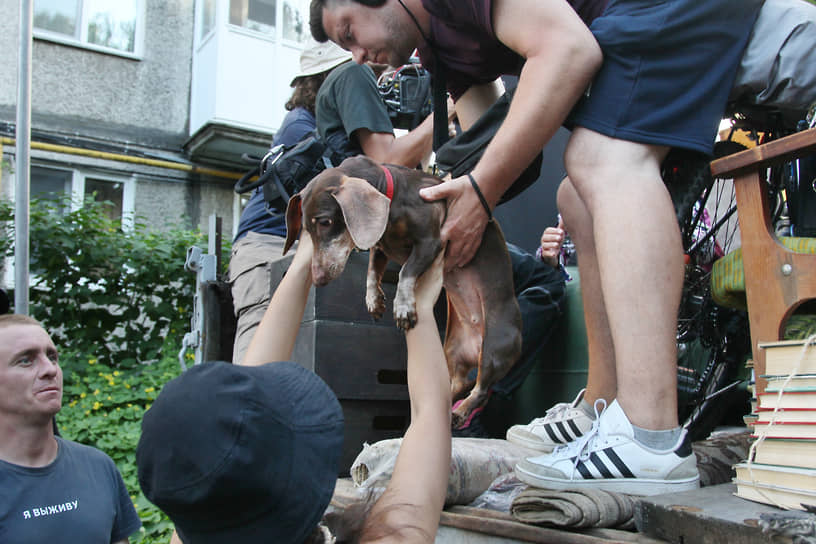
[{"left": 284, "top": 155, "right": 521, "bottom": 429}]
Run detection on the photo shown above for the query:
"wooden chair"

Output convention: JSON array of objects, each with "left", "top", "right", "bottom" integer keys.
[{"left": 710, "top": 128, "right": 816, "bottom": 394}]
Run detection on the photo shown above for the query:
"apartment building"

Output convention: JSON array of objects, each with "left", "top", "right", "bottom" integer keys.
[{"left": 0, "top": 0, "right": 309, "bottom": 243}]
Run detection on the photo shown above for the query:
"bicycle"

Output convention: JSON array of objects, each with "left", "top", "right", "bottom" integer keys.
[{"left": 662, "top": 101, "right": 815, "bottom": 442}]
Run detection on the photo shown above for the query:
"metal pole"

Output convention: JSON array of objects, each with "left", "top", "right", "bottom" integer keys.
[{"left": 15, "top": 0, "right": 32, "bottom": 315}]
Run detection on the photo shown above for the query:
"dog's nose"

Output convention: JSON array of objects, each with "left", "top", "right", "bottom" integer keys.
[{"left": 312, "top": 265, "right": 330, "bottom": 287}]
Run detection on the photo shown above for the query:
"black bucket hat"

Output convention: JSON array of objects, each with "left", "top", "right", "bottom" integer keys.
[{"left": 136, "top": 361, "right": 344, "bottom": 544}]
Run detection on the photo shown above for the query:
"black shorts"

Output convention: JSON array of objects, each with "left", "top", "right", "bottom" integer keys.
[{"left": 568, "top": 0, "right": 764, "bottom": 155}]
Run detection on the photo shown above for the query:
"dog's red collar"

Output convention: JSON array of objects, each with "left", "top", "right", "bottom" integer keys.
[{"left": 379, "top": 165, "right": 394, "bottom": 201}]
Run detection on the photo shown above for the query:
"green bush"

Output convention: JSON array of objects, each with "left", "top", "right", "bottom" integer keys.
[
  {"left": 58, "top": 340, "right": 187, "bottom": 543},
  {"left": 1, "top": 194, "right": 204, "bottom": 370},
  {"left": 1, "top": 194, "right": 231, "bottom": 542}
]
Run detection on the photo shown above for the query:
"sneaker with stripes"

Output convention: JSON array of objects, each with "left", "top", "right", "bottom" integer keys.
[
  {"left": 505, "top": 389, "right": 593, "bottom": 452},
  {"left": 514, "top": 399, "right": 700, "bottom": 496}
]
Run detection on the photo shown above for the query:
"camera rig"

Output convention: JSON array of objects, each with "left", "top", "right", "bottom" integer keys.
[{"left": 377, "top": 61, "right": 433, "bottom": 131}]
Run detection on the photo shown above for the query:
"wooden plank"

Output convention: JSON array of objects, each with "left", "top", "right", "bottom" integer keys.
[
  {"left": 711, "top": 128, "right": 816, "bottom": 179},
  {"left": 636, "top": 483, "right": 783, "bottom": 544}
]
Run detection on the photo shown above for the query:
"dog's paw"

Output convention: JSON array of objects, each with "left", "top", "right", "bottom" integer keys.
[
  {"left": 366, "top": 289, "right": 386, "bottom": 320},
  {"left": 451, "top": 411, "right": 466, "bottom": 430},
  {"left": 393, "top": 304, "right": 417, "bottom": 331}
]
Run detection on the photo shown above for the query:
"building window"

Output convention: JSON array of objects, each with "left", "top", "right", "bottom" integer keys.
[
  {"left": 31, "top": 166, "right": 72, "bottom": 206},
  {"left": 199, "top": 0, "right": 216, "bottom": 41},
  {"left": 230, "top": 0, "right": 276, "bottom": 35},
  {"left": 33, "top": 0, "right": 143, "bottom": 56},
  {"left": 282, "top": 0, "right": 308, "bottom": 43},
  {"left": 31, "top": 165, "right": 134, "bottom": 230}
]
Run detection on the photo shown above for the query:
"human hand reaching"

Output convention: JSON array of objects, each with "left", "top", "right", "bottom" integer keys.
[
  {"left": 414, "top": 249, "right": 445, "bottom": 316},
  {"left": 537, "top": 215, "right": 566, "bottom": 268},
  {"left": 289, "top": 232, "right": 314, "bottom": 283}
]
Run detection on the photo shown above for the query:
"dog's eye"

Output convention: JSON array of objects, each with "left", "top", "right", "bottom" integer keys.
[{"left": 318, "top": 218, "right": 333, "bottom": 228}]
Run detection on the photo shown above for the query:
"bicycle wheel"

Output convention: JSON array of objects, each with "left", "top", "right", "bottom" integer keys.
[{"left": 662, "top": 141, "right": 753, "bottom": 442}]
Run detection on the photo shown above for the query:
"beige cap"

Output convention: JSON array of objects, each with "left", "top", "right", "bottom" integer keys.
[{"left": 290, "top": 39, "right": 353, "bottom": 86}]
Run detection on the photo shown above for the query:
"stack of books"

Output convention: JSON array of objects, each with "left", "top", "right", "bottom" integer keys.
[{"left": 733, "top": 339, "right": 816, "bottom": 510}]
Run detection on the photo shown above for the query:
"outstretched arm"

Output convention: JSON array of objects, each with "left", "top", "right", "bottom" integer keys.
[
  {"left": 241, "top": 235, "right": 314, "bottom": 366},
  {"left": 361, "top": 251, "right": 451, "bottom": 542}
]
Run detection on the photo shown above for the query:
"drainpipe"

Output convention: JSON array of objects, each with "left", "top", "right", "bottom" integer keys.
[{"left": 15, "top": 0, "right": 32, "bottom": 315}]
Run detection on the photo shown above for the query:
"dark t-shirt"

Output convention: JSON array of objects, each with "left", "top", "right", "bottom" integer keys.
[
  {"left": 0, "top": 437, "right": 142, "bottom": 543},
  {"left": 418, "top": 0, "right": 608, "bottom": 99},
  {"left": 234, "top": 107, "right": 316, "bottom": 242},
  {"left": 316, "top": 61, "right": 394, "bottom": 155}
]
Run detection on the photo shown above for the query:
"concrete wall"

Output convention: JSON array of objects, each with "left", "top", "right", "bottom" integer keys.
[
  {"left": 0, "top": 0, "right": 194, "bottom": 150},
  {"left": 0, "top": 0, "right": 239, "bottom": 241}
]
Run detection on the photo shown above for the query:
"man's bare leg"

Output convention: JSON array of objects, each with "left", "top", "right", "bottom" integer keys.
[
  {"left": 564, "top": 127, "right": 681, "bottom": 430},
  {"left": 556, "top": 177, "right": 616, "bottom": 405}
]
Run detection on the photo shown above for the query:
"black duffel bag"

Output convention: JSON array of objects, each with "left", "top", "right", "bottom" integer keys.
[{"left": 433, "top": 87, "right": 543, "bottom": 205}]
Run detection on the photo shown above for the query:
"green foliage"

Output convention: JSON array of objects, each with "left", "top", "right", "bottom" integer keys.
[
  {"left": 1, "top": 194, "right": 205, "bottom": 370},
  {"left": 1, "top": 194, "right": 233, "bottom": 542},
  {"left": 58, "top": 338, "right": 190, "bottom": 544},
  {"left": 0, "top": 198, "right": 11, "bottom": 259}
]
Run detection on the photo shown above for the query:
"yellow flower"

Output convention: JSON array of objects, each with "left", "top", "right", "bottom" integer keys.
[
  {"left": 69, "top": 400, "right": 77, "bottom": 407},
  {"left": 88, "top": 359, "right": 97, "bottom": 365},
  {"left": 107, "top": 396, "right": 112, "bottom": 401},
  {"left": 144, "top": 387, "right": 155, "bottom": 393},
  {"left": 93, "top": 389, "right": 100, "bottom": 396},
  {"left": 113, "top": 371, "right": 120, "bottom": 376},
  {"left": 127, "top": 403, "right": 133, "bottom": 408},
  {"left": 108, "top": 380, "right": 115, "bottom": 386},
  {"left": 93, "top": 401, "right": 102, "bottom": 410},
  {"left": 185, "top": 352, "right": 195, "bottom": 360},
  {"left": 85, "top": 410, "right": 90, "bottom": 416},
  {"left": 80, "top": 392, "right": 86, "bottom": 399},
  {"left": 124, "top": 383, "right": 131, "bottom": 389}
]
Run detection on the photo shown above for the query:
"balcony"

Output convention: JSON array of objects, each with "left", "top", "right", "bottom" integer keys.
[{"left": 186, "top": 0, "right": 309, "bottom": 168}]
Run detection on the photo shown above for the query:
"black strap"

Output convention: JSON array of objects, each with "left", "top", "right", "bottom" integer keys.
[
  {"left": 395, "top": 0, "right": 448, "bottom": 152},
  {"left": 432, "top": 59, "right": 449, "bottom": 152}
]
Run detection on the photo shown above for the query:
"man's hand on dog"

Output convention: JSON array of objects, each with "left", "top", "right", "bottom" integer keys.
[{"left": 419, "top": 176, "right": 489, "bottom": 270}]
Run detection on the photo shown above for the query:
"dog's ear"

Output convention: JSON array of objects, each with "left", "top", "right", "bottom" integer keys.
[
  {"left": 332, "top": 176, "right": 390, "bottom": 250},
  {"left": 283, "top": 193, "right": 303, "bottom": 254}
]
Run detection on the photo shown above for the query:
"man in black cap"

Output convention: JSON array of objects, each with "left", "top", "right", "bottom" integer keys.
[{"left": 137, "top": 234, "right": 451, "bottom": 543}]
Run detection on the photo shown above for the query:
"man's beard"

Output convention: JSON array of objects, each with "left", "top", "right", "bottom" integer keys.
[{"left": 384, "top": 14, "right": 416, "bottom": 66}]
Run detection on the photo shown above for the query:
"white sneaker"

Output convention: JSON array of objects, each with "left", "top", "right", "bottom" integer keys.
[
  {"left": 506, "top": 389, "right": 594, "bottom": 452},
  {"left": 514, "top": 400, "right": 700, "bottom": 496}
]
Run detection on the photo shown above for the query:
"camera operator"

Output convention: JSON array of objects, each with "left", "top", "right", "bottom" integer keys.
[{"left": 229, "top": 40, "right": 446, "bottom": 365}]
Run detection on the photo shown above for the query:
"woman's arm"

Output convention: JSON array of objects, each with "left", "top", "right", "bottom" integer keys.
[
  {"left": 240, "top": 235, "right": 314, "bottom": 366},
  {"left": 361, "top": 251, "right": 451, "bottom": 542}
]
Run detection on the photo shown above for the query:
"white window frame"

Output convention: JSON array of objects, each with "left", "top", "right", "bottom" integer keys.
[
  {"left": 224, "top": 0, "right": 309, "bottom": 44},
  {"left": 196, "top": 0, "right": 217, "bottom": 48},
  {"left": 30, "top": 163, "right": 136, "bottom": 232},
  {"left": 33, "top": 0, "right": 146, "bottom": 60}
]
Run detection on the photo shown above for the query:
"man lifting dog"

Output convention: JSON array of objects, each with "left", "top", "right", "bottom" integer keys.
[{"left": 309, "top": 0, "right": 767, "bottom": 495}]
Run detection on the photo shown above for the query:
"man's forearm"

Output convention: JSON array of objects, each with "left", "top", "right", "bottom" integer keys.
[{"left": 386, "top": 113, "right": 434, "bottom": 167}]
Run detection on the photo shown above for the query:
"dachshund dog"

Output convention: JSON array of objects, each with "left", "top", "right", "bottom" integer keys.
[{"left": 284, "top": 155, "right": 521, "bottom": 429}]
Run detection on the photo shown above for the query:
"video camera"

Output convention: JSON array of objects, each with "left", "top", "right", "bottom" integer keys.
[{"left": 377, "top": 59, "right": 433, "bottom": 131}]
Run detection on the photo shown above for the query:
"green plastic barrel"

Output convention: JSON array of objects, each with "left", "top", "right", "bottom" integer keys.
[{"left": 481, "top": 266, "right": 589, "bottom": 437}]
